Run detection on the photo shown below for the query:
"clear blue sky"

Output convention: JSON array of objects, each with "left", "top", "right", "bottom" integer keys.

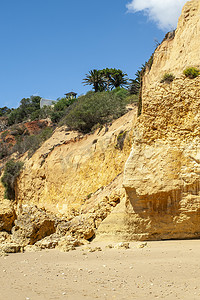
[{"left": 0, "top": 0, "right": 165, "bottom": 108}]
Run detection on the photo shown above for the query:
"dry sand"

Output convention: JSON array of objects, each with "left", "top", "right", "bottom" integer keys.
[{"left": 0, "top": 240, "right": 200, "bottom": 300}]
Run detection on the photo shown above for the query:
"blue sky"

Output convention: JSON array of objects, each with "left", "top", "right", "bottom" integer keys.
[{"left": 0, "top": 0, "right": 186, "bottom": 108}]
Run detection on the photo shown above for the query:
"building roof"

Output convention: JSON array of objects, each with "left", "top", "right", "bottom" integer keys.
[{"left": 65, "top": 92, "right": 77, "bottom": 96}]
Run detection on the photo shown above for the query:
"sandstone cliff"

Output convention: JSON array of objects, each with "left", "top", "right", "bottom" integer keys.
[
  {"left": 16, "top": 108, "right": 136, "bottom": 215},
  {"left": 0, "top": 107, "right": 137, "bottom": 253},
  {"left": 1, "top": 0, "right": 200, "bottom": 251},
  {"left": 143, "top": 0, "right": 200, "bottom": 91},
  {"left": 97, "top": 0, "right": 200, "bottom": 241}
]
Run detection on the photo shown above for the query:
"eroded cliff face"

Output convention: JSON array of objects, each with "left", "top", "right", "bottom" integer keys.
[
  {"left": 97, "top": 78, "right": 200, "bottom": 241},
  {"left": 123, "top": 76, "right": 200, "bottom": 240},
  {"left": 143, "top": 0, "right": 200, "bottom": 91},
  {"left": 1, "top": 0, "right": 200, "bottom": 250},
  {"left": 0, "top": 108, "right": 137, "bottom": 253},
  {"left": 16, "top": 109, "right": 136, "bottom": 215},
  {"left": 96, "top": 0, "right": 200, "bottom": 241}
]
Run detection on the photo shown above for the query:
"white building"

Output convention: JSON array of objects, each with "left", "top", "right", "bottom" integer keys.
[{"left": 40, "top": 98, "right": 56, "bottom": 109}]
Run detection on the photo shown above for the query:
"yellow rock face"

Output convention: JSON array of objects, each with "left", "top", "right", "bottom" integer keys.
[
  {"left": 97, "top": 0, "right": 200, "bottom": 241},
  {"left": 12, "top": 1, "right": 200, "bottom": 242},
  {"left": 0, "top": 182, "right": 4, "bottom": 200},
  {"left": 0, "top": 182, "right": 16, "bottom": 232},
  {"left": 122, "top": 79, "right": 200, "bottom": 240},
  {"left": 16, "top": 109, "right": 136, "bottom": 216},
  {"left": 97, "top": 77, "right": 200, "bottom": 241},
  {"left": 143, "top": 0, "right": 200, "bottom": 91}
]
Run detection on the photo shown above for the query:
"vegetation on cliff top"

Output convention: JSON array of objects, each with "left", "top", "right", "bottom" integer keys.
[
  {"left": 8, "top": 96, "right": 41, "bottom": 126},
  {"left": 0, "top": 89, "right": 137, "bottom": 160},
  {"left": 0, "top": 107, "right": 12, "bottom": 117},
  {"left": 83, "top": 68, "right": 129, "bottom": 92},
  {"left": 61, "top": 88, "right": 134, "bottom": 133},
  {"left": 0, "top": 67, "right": 139, "bottom": 126},
  {"left": 0, "top": 67, "right": 139, "bottom": 161}
]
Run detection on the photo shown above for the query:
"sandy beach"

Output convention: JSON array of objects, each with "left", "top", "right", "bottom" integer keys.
[{"left": 0, "top": 240, "right": 200, "bottom": 300}]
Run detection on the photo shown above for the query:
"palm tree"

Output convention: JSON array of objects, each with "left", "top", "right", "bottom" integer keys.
[
  {"left": 83, "top": 69, "right": 105, "bottom": 92},
  {"left": 128, "top": 79, "right": 140, "bottom": 95},
  {"left": 101, "top": 68, "right": 113, "bottom": 90},
  {"left": 109, "top": 69, "right": 128, "bottom": 89}
]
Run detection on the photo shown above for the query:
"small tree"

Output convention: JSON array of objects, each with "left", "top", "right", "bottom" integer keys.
[
  {"left": 0, "top": 106, "right": 11, "bottom": 117},
  {"left": 7, "top": 96, "right": 41, "bottom": 125}
]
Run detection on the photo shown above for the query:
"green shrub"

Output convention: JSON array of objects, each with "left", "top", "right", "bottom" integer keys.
[
  {"left": 0, "top": 106, "right": 11, "bottom": 117},
  {"left": 62, "top": 89, "right": 129, "bottom": 133},
  {"left": 126, "top": 94, "right": 138, "bottom": 104},
  {"left": 10, "top": 125, "right": 27, "bottom": 137},
  {"left": 146, "top": 53, "right": 154, "bottom": 70},
  {"left": 1, "top": 160, "right": 24, "bottom": 200},
  {"left": 183, "top": 67, "right": 200, "bottom": 79},
  {"left": 12, "top": 126, "right": 53, "bottom": 158},
  {"left": 112, "top": 87, "right": 129, "bottom": 98},
  {"left": 54, "top": 97, "right": 77, "bottom": 111},
  {"left": 0, "top": 142, "right": 9, "bottom": 159},
  {"left": 28, "top": 126, "right": 53, "bottom": 157},
  {"left": 160, "top": 73, "right": 175, "bottom": 83},
  {"left": 7, "top": 96, "right": 41, "bottom": 125},
  {"left": 49, "top": 97, "right": 77, "bottom": 124},
  {"left": 50, "top": 111, "right": 65, "bottom": 123},
  {"left": 1, "top": 130, "right": 9, "bottom": 141},
  {"left": 115, "top": 130, "right": 127, "bottom": 150},
  {"left": 128, "top": 79, "right": 140, "bottom": 95},
  {"left": 31, "top": 106, "right": 53, "bottom": 121},
  {"left": 87, "top": 193, "right": 92, "bottom": 199}
]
